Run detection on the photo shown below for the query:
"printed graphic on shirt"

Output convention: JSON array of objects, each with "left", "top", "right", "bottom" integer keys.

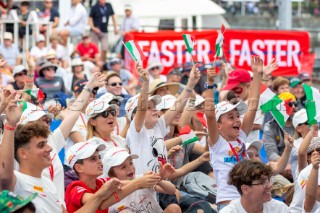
[
  {"left": 147, "top": 136, "right": 167, "bottom": 173},
  {"left": 224, "top": 144, "right": 245, "bottom": 164}
]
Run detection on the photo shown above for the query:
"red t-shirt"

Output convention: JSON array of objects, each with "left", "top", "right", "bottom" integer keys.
[
  {"left": 65, "top": 178, "right": 110, "bottom": 213},
  {"left": 77, "top": 42, "right": 99, "bottom": 59}
]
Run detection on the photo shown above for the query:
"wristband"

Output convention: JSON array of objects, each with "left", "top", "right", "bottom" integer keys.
[
  {"left": 4, "top": 123, "right": 16, "bottom": 131},
  {"left": 25, "top": 79, "right": 34, "bottom": 83},
  {"left": 113, "top": 192, "right": 120, "bottom": 202},
  {"left": 27, "top": 73, "right": 34, "bottom": 78},
  {"left": 83, "top": 86, "right": 92, "bottom": 93}
]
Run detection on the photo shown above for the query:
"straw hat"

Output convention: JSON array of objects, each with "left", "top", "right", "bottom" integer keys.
[{"left": 148, "top": 79, "right": 180, "bottom": 96}]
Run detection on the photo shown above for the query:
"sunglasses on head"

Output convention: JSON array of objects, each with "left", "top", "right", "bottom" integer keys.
[
  {"left": 231, "top": 87, "right": 243, "bottom": 95},
  {"left": 93, "top": 110, "right": 116, "bottom": 119},
  {"left": 150, "top": 66, "right": 160, "bottom": 71},
  {"left": 109, "top": 82, "right": 123, "bottom": 87},
  {"left": 42, "top": 117, "right": 52, "bottom": 126},
  {"left": 288, "top": 101, "right": 298, "bottom": 108}
]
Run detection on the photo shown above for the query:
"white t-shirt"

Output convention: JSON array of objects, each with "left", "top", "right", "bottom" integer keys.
[
  {"left": 69, "top": 3, "right": 87, "bottom": 30},
  {"left": 113, "top": 117, "right": 127, "bottom": 135},
  {"left": 220, "top": 198, "right": 289, "bottom": 213},
  {"left": 65, "top": 112, "right": 88, "bottom": 164},
  {"left": 289, "top": 137, "right": 303, "bottom": 181},
  {"left": 127, "top": 116, "right": 168, "bottom": 174},
  {"left": 108, "top": 188, "right": 162, "bottom": 213},
  {"left": 88, "top": 135, "right": 127, "bottom": 158},
  {"left": 30, "top": 46, "right": 48, "bottom": 60},
  {"left": 209, "top": 130, "right": 247, "bottom": 203},
  {"left": 41, "top": 128, "right": 66, "bottom": 201},
  {"left": 14, "top": 171, "right": 63, "bottom": 213},
  {"left": 290, "top": 164, "right": 320, "bottom": 212}
]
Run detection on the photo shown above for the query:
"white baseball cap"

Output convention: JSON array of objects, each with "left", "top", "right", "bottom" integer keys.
[
  {"left": 36, "top": 34, "right": 45, "bottom": 42},
  {"left": 3, "top": 32, "right": 13, "bottom": 40},
  {"left": 246, "top": 141, "right": 263, "bottom": 151},
  {"left": 98, "top": 92, "right": 124, "bottom": 104},
  {"left": 19, "top": 102, "right": 54, "bottom": 125},
  {"left": 85, "top": 99, "right": 117, "bottom": 119},
  {"left": 103, "top": 147, "right": 138, "bottom": 177},
  {"left": 293, "top": 109, "right": 308, "bottom": 128},
  {"left": 215, "top": 101, "right": 247, "bottom": 121},
  {"left": 157, "top": 94, "right": 176, "bottom": 111},
  {"left": 12, "top": 65, "right": 27, "bottom": 77},
  {"left": 66, "top": 141, "right": 106, "bottom": 168},
  {"left": 194, "top": 95, "right": 205, "bottom": 107},
  {"left": 125, "top": 94, "right": 161, "bottom": 121}
]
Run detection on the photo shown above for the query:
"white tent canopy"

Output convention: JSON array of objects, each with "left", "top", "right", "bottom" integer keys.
[{"left": 109, "top": 0, "right": 225, "bottom": 18}]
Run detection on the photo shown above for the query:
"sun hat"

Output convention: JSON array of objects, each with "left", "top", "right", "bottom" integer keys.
[
  {"left": 0, "top": 190, "right": 37, "bottom": 212},
  {"left": 148, "top": 79, "right": 180, "bottom": 96},
  {"left": 12, "top": 65, "right": 27, "bottom": 77},
  {"left": 71, "top": 58, "right": 84, "bottom": 67},
  {"left": 215, "top": 101, "right": 248, "bottom": 121},
  {"left": 147, "top": 61, "right": 164, "bottom": 72},
  {"left": 19, "top": 102, "right": 54, "bottom": 125},
  {"left": 293, "top": 109, "right": 308, "bottom": 128},
  {"left": 46, "top": 49, "right": 57, "bottom": 60},
  {"left": 66, "top": 141, "right": 106, "bottom": 168},
  {"left": 307, "top": 137, "right": 320, "bottom": 154},
  {"left": 246, "top": 140, "right": 263, "bottom": 151},
  {"left": 289, "top": 78, "right": 302, "bottom": 88},
  {"left": 156, "top": 94, "right": 176, "bottom": 111},
  {"left": 222, "top": 69, "right": 251, "bottom": 91},
  {"left": 125, "top": 94, "right": 161, "bottom": 121},
  {"left": 39, "top": 62, "right": 57, "bottom": 77},
  {"left": 85, "top": 99, "right": 117, "bottom": 119},
  {"left": 103, "top": 147, "right": 138, "bottom": 177}
]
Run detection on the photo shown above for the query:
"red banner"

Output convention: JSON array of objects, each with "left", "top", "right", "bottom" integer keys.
[{"left": 125, "top": 30, "right": 311, "bottom": 77}]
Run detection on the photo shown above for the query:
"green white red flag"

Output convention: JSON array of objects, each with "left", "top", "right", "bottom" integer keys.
[
  {"left": 259, "top": 84, "right": 289, "bottom": 128},
  {"left": 182, "top": 34, "right": 194, "bottom": 54},
  {"left": 25, "top": 89, "right": 45, "bottom": 103},
  {"left": 123, "top": 40, "right": 146, "bottom": 62},
  {"left": 214, "top": 24, "right": 226, "bottom": 60},
  {"left": 303, "top": 84, "right": 320, "bottom": 125}
]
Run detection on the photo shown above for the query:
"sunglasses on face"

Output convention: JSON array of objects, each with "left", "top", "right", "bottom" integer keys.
[
  {"left": 110, "top": 100, "right": 121, "bottom": 106},
  {"left": 288, "top": 101, "right": 298, "bottom": 108},
  {"left": 16, "top": 71, "right": 27, "bottom": 77},
  {"left": 42, "top": 117, "right": 52, "bottom": 126},
  {"left": 231, "top": 87, "right": 243, "bottom": 95},
  {"left": 108, "top": 82, "right": 123, "bottom": 87},
  {"left": 93, "top": 110, "right": 116, "bottom": 119},
  {"left": 45, "top": 67, "right": 55, "bottom": 71},
  {"left": 150, "top": 66, "right": 160, "bottom": 71}
]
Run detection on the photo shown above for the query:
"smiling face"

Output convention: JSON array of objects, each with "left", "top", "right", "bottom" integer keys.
[
  {"left": 106, "top": 76, "right": 123, "bottom": 96},
  {"left": 291, "top": 84, "right": 305, "bottom": 99},
  {"left": 145, "top": 100, "right": 159, "bottom": 128},
  {"left": 245, "top": 176, "right": 273, "bottom": 203},
  {"left": 18, "top": 136, "right": 52, "bottom": 170},
  {"left": 217, "top": 109, "right": 241, "bottom": 140},
  {"left": 75, "top": 151, "right": 103, "bottom": 177},
  {"left": 109, "top": 157, "right": 135, "bottom": 180}
]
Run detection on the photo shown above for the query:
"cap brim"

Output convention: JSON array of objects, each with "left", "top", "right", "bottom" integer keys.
[
  {"left": 222, "top": 82, "right": 240, "bottom": 91},
  {"left": 235, "top": 101, "right": 248, "bottom": 116},
  {"left": 14, "top": 193, "right": 37, "bottom": 211},
  {"left": 149, "top": 95, "right": 162, "bottom": 106},
  {"left": 247, "top": 141, "right": 263, "bottom": 151}
]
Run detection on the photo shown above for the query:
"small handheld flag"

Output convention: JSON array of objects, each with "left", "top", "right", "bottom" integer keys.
[
  {"left": 25, "top": 89, "right": 45, "bottom": 103},
  {"left": 182, "top": 34, "right": 195, "bottom": 65},
  {"left": 214, "top": 24, "right": 226, "bottom": 61},
  {"left": 123, "top": 40, "right": 145, "bottom": 62}
]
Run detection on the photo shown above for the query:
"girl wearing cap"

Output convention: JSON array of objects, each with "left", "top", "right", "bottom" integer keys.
[
  {"left": 205, "top": 56, "right": 263, "bottom": 210},
  {"left": 125, "top": 63, "right": 200, "bottom": 175},
  {"left": 65, "top": 142, "right": 162, "bottom": 213},
  {"left": 85, "top": 98, "right": 127, "bottom": 158},
  {"left": 104, "top": 147, "right": 179, "bottom": 213}
]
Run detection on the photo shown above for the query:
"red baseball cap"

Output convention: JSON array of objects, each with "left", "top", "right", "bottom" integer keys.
[{"left": 222, "top": 69, "right": 251, "bottom": 91}]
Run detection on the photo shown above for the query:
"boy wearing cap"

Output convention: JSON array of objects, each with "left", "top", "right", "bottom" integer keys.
[
  {"left": 65, "top": 142, "right": 162, "bottom": 213},
  {"left": 205, "top": 56, "right": 263, "bottom": 210}
]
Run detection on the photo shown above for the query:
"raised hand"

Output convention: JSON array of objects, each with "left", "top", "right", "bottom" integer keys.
[
  {"left": 284, "top": 133, "right": 294, "bottom": 149},
  {"left": 311, "top": 151, "right": 320, "bottom": 170},
  {"left": 159, "top": 162, "right": 175, "bottom": 180},
  {"left": 251, "top": 55, "right": 264, "bottom": 74},
  {"left": 136, "top": 63, "right": 149, "bottom": 82},
  {"left": 263, "top": 58, "right": 278, "bottom": 76},
  {"left": 311, "top": 124, "right": 319, "bottom": 137},
  {"left": 207, "top": 66, "right": 217, "bottom": 84},
  {"left": 26, "top": 50, "right": 36, "bottom": 70},
  {"left": 86, "top": 72, "right": 104, "bottom": 90},
  {"left": 187, "top": 64, "right": 201, "bottom": 88},
  {"left": 5, "top": 92, "right": 23, "bottom": 126}
]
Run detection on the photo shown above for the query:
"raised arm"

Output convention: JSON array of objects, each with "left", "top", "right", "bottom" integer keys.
[
  {"left": 298, "top": 124, "right": 318, "bottom": 173},
  {"left": 59, "top": 72, "right": 104, "bottom": 139},
  {"left": 134, "top": 64, "right": 149, "bottom": 132},
  {"left": 164, "top": 64, "right": 200, "bottom": 126},
  {"left": 22, "top": 52, "right": 36, "bottom": 101},
  {"left": 273, "top": 134, "right": 293, "bottom": 175},
  {"left": 0, "top": 92, "right": 22, "bottom": 191},
  {"left": 205, "top": 66, "right": 219, "bottom": 147},
  {"left": 241, "top": 56, "right": 263, "bottom": 135},
  {"left": 304, "top": 151, "right": 320, "bottom": 212}
]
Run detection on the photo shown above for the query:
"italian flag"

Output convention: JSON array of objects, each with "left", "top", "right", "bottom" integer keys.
[
  {"left": 25, "top": 89, "right": 45, "bottom": 103},
  {"left": 179, "top": 125, "right": 199, "bottom": 146},
  {"left": 214, "top": 24, "right": 226, "bottom": 59},
  {"left": 18, "top": 100, "right": 28, "bottom": 112},
  {"left": 303, "top": 84, "right": 320, "bottom": 125},
  {"left": 182, "top": 34, "right": 194, "bottom": 54},
  {"left": 259, "top": 84, "right": 289, "bottom": 128},
  {"left": 123, "top": 40, "right": 146, "bottom": 62}
]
